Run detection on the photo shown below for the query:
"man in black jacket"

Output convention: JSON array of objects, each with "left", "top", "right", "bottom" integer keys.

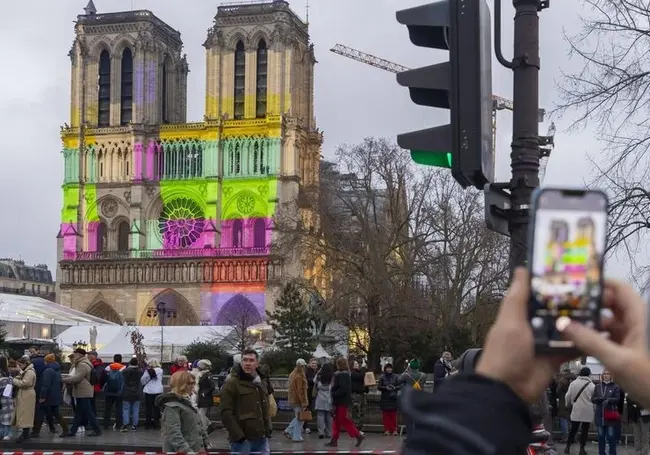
[{"left": 401, "top": 268, "right": 570, "bottom": 455}]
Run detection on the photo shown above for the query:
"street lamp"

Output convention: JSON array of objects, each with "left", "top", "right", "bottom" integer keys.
[
  {"left": 155, "top": 302, "right": 177, "bottom": 362},
  {"left": 156, "top": 301, "right": 166, "bottom": 362}
]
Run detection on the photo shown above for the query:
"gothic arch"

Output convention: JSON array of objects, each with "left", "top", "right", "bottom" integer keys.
[
  {"left": 88, "top": 38, "right": 112, "bottom": 60},
  {"left": 214, "top": 293, "right": 263, "bottom": 326},
  {"left": 109, "top": 214, "right": 129, "bottom": 231},
  {"left": 112, "top": 34, "right": 136, "bottom": 56},
  {"left": 139, "top": 288, "right": 200, "bottom": 326},
  {"left": 85, "top": 296, "right": 123, "bottom": 324},
  {"left": 225, "top": 28, "right": 249, "bottom": 51},
  {"left": 248, "top": 27, "right": 271, "bottom": 48}
]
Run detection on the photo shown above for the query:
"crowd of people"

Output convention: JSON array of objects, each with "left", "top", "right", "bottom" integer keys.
[
  {"left": 399, "top": 268, "right": 650, "bottom": 455},
  {"left": 0, "top": 349, "right": 219, "bottom": 443}
]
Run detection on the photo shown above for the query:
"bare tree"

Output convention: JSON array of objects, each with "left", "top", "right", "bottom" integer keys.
[
  {"left": 415, "top": 172, "right": 509, "bottom": 348},
  {"left": 220, "top": 305, "right": 260, "bottom": 354},
  {"left": 556, "top": 1, "right": 650, "bottom": 280},
  {"left": 276, "top": 137, "right": 508, "bottom": 365}
]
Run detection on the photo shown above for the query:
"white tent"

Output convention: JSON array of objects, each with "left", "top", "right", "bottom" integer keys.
[
  {"left": 56, "top": 325, "right": 234, "bottom": 361},
  {"left": 313, "top": 344, "right": 331, "bottom": 359}
]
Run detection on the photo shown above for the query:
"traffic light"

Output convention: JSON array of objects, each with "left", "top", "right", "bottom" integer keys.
[{"left": 396, "top": 0, "right": 493, "bottom": 189}]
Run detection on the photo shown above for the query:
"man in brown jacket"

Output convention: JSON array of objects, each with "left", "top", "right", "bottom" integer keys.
[
  {"left": 61, "top": 348, "right": 102, "bottom": 437},
  {"left": 220, "top": 349, "right": 270, "bottom": 454}
]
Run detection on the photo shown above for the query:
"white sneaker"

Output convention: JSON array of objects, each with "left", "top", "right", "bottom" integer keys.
[
  {"left": 78, "top": 426, "right": 85, "bottom": 433},
  {"left": 305, "top": 428, "right": 311, "bottom": 434}
]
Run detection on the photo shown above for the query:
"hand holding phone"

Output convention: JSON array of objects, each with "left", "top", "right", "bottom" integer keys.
[{"left": 528, "top": 188, "right": 608, "bottom": 354}]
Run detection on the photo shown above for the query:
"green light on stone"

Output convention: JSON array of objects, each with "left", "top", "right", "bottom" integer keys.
[{"left": 410, "top": 150, "right": 452, "bottom": 168}]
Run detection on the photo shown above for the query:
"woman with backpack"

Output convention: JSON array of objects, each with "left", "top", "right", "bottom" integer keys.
[
  {"left": 399, "top": 359, "right": 427, "bottom": 440},
  {"left": 141, "top": 359, "right": 163, "bottom": 429},
  {"left": 121, "top": 358, "right": 143, "bottom": 432}
]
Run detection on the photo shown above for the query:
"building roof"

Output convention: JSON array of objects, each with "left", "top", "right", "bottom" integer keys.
[{"left": 0, "top": 294, "right": 116, "bottom": 326}]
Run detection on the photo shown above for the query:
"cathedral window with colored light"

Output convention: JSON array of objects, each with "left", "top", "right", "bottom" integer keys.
[{"left": 58, "top": 0, "right": 322, "bottom": 328}]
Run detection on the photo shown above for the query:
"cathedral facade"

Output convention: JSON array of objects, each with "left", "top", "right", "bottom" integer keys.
[{"left": 56, "top": 0, "right": 322, "bottom": 327}]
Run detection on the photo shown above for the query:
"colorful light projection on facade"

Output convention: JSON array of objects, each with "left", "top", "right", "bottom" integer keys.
[
  {"left": 60, "top": 132, "right": 281, "bottom": 260},
  {"left": 200, "top": 282, "right": 266, "bottom": 326}
]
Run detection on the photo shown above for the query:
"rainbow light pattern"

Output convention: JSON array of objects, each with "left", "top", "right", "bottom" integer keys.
[{"left": 60, "top": 117, "right": 284, "bottom": 324}]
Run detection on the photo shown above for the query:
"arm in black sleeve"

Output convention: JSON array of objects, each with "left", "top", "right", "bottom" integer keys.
[{"left": 400, "top": 374, "right": 532, "bottom": 455}]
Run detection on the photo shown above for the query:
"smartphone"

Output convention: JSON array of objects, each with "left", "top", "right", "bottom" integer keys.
[{"left": 528, "top": 188, "right": 608, "bottom": 354}]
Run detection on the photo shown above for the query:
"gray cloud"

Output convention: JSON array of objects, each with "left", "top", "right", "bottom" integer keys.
[{"left": 0, "top": 1, "right": 624, "bottom": 276}]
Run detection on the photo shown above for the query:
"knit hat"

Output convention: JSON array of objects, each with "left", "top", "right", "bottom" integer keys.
[
  {"left": 198, "top": 359, "right": 212, "bottom": 370},
  {"left": 44, "top": 354, "right": 56, "bottom": 363},
  {"left": 296, "top": 358, "right": 307, "bottom": 367},
  {"left": 409, "top": 359, "right": 420, "bottom": 370}
]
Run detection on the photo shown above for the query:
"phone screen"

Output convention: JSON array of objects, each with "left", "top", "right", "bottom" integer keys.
[{"left": 529, "top": 189, "right": 607, "bottom": 349}]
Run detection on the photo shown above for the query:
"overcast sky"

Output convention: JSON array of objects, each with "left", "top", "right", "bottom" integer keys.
[{"left": 0, "top": 0, "right": 628, "bottom": 278}]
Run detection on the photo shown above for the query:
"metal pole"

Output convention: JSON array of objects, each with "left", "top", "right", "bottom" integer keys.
[
  {"left": 158, "top": 302, "right": 165, "bottom": 362},
  {"left": 508, "top": 0, "right": 542, "bottom": 271}
]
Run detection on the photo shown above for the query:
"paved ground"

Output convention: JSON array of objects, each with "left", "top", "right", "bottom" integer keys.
[
  {"left": 0, "top": 429, "right": 644, "bottom": 453},
  {"left": 0, "top": 429, "right": 402, "bottom": 452}
]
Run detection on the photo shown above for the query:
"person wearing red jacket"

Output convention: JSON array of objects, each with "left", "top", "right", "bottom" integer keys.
[
  {"left": 87, "top": 351, "right": 104, "bottom": 416},
  {"left": 170, "top": 356, "right": 190, "bottom": 375}
]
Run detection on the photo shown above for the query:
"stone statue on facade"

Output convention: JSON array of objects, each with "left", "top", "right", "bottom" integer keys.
[{"left": 89, "top": 325, "right": 98, "bottom": 351}]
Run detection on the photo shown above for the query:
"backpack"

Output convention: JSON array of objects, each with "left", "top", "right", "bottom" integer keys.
[
  {"left": 408, "top": 373, "right": 423, "bottom": 391},
  {"left": 104, "top": 369, "right": 123, "bottom": 394},
  {"left": 89, "top": 367, "right": 99, "bottom": 386}
]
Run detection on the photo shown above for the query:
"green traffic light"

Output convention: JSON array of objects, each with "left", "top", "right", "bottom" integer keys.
[{"left": 410, "top": 150, "right": 452, "bottom": 168}]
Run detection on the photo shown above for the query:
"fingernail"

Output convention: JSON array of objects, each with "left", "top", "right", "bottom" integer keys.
[{"left": 556, "top": 316, "right": 572, "bottom": 332}]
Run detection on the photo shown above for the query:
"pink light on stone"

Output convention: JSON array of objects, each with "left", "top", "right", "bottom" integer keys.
[
  {"left": 133, "top": 143, "right": 143, "bottom": 181},
  {"left": 146, "top": 140, "right": 155, "bottom": 180},
  {"left": 86, "top": 222, "right": 100, "bottom": 251}
]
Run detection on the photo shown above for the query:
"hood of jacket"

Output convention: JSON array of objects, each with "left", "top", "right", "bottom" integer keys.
[
  {"left": 44, "top": 362, "right": 60, "bottom": 371},
  {"left": 109, "top": 362, "right": 123, "bottom": 371},
  {"left": 74, "top": 357, "right": 93, "bottom": 370},
  {"left": 155, "top": 392, "right": 194, "bottom": 409}
]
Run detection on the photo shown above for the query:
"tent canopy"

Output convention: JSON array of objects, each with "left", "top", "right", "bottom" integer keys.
[
  {"left": 313, "top": 344, "right": 331, "bottom": 359},
  {"left": 56, "top": 325, "right": 234, "bottom": 359}
]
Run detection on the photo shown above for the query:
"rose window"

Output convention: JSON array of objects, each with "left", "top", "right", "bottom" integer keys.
[
  {"left": 158, "top": 198, "right": 205, "bottom": 248},
  {"left": 236, "top": 193, "right": 256, "bottom": 215}
]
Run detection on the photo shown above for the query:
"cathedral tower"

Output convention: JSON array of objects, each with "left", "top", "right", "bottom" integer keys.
[{"left": 56, "top": 0, "right": 322, "bottom": 332}]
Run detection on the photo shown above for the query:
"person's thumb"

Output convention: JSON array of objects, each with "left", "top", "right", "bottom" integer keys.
[
  {"left": 558, "top": 317, "right": 620, "bottom": 366},
  {"left": 499, "top": 267, "right": 529, "bottom": 321}
]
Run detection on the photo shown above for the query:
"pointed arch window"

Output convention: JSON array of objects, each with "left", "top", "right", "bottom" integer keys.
[
  {"left": 162, "top": 56, "right": 171, "bottom": 124},
  {"left": 253, "top": 219, "right": 266, "bottom": 248},
  {"left": 232, "top": 219, "right": 243, "bottom": 248},
  {"left": 256, "top": 40, "right": 268, "bottom": 118},
  {"left": 98, "top": 50, "right": 111, "bottom": 127},
  {"left": 120, "top": 48, "right": 133, "bottom": 125},
  {"left": 117, "top": 221, "right": 130, "bottom": 252},
  {"left": 234, "top": 41, "right": 245, "bottom": 119},
  {"left": 97, "top": 222, "right": 108, "bottom": 252}
]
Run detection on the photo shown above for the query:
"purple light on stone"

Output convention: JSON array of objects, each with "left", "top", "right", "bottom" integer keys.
[
  {"left": 146, "top": 61, "right": 156, "bottom": 102},
  {"left": 134, "top": 63, "right": 144, "bottom": 105}
]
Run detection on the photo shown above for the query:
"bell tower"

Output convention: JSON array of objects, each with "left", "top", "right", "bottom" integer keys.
[
  {"left": 203, "top": 0, "right": 322, "bottom": 287},
  {"left": 69, "top": 0, "right": 189, "bottom": 128}
]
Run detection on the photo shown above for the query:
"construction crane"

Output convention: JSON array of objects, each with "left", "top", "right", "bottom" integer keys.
[{"left": 330, "top": 43, "right": 555, "bottom": 182}]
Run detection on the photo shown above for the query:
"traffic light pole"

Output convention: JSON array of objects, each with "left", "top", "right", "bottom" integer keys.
[{"left": 502, "top": 0, "right": 548, "bottom": 271}]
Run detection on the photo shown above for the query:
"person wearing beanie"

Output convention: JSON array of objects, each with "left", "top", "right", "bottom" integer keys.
[
  {"left": 564, "top": 367, "right": 595, "bottom": 454},
  {"left": 433, "top": 351, "right": 453, "bottom": 392},
  {"left": 40, "top": 353, "right": 67, "bottom": 435},
  {"left": 399, "top": 359, "right": 427, "bottom": 441},
  {"left": 378, "top": 363, "right": 401, "bottom": 435},
  {"left": 13, "top": 356, "right": 36, "bottom": 442},
  {"left": 195, "top": 360, "right": 217, "bottom": 434}
]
